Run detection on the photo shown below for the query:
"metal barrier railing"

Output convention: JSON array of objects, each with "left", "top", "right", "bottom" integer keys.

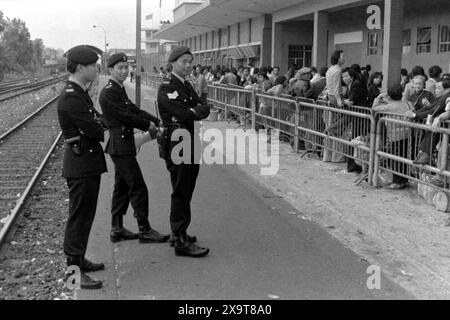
[
  {"left": 208, "top": 85, "right": 253, "bottom": 125},
  {"left": 142, "top": 73, "right": 163, "bottom": 89},
  {"left": 373, "top": 114, "right": 450, "bottom": 190},
  {"left": 254, "top": 92, "right": 299, "bottom": 150}
]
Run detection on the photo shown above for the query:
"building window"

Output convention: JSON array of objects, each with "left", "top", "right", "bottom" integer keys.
[
  {"left": 249, "top": 19, "right": 252, "bottom": 43},
  {"left": 416, "top": 27, "right": 431, "bottom": 54},
  {"left": 367, "top": 32, "right": 378, "bottom": 55},
  {"left": 288, "top": 45, "right": 312, "bottom": 68},
  {"left": 439, "top": 25, "right": 450, "bottom": 53},
  {"left": 199, "top": 35, "right": 202, "bottom": 50},
  {"left": 212, "top": 31, "right": 215, "bottom": 48},
  {"left": 227, "top": 26, "right": 231, "bottom": 46},
  {"left": 189, "top": 38, "right": 192, "bottom": 49},
  {"left": 205, "top": 33, "right": 208, "bottom": 50},
  {"left": 194, "top": 37, "right": 197, "bottom": 51},
  {"left": 403, "top": 29, "right": 411, "bottom": 54}
]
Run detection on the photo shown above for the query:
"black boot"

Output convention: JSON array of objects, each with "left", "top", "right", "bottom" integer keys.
[
  {"left": 81, "top": 257, "right": 105, "bottom": 272},
  {"left": 174, "top": 235, "right": 209, "bottom": 258},
  {"left": 169, "top": 232, "right": 197, "bottom": 247},
  {"left": 137, "top": 219, "right": 170, "bottom": 243},
  {"left": 110, "top": 215, "right": 139, "bottom": 243},
  {"left": 66, "top": 256, "right": 102, "bottom": 290}
]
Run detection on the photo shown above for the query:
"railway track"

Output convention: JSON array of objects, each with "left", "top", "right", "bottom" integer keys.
[
  {"left": 0, "top": 75, "right": 68, "bottom": 102},
  {"left": 0, "top": 97, "right": 63, "bottom": 248},
  {"left": 0, "top": 77, "right": 35, "bottom": 89}
]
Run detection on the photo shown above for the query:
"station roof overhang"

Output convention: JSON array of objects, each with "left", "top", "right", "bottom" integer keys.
[{"left": 152, "top": 0, "right": 303, "bottom": 41}]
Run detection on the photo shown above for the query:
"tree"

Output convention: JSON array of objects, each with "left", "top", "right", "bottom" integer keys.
[
  {"left": 0, "top": 11, "right": 6, "bottom": 33},
  {"left": 0, "top": 43, "right": 16, "bottom": 81},
  {"left": 2, "top": 18, "right": 33, "bottom": 71},
  {"left": 32, "top": 38, "right": 44, "bottom": 68}
]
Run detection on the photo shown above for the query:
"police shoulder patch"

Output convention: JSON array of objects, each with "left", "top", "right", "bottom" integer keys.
[{"left": 167, "top": 91, "right": 179, "bottom": 100}]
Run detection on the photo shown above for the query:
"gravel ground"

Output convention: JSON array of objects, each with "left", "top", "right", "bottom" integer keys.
[
  {"left": 0, "top": 143, "right": 73, "bottom": 300},
  {"left": 0, "top": 83, "right": 65, "bottom": 136}
]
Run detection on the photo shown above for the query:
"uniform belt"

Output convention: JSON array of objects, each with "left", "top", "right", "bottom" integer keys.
[
  {"left": 109, "top": 127, "right": 131, "bottom": 133},
  {"left": 65, "top": 136, "right": 81, "bottom": 144}
]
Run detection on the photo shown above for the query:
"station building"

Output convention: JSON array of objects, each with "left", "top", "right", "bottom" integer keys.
[{"left": 153, "top": 0, "right": 450, "bottom": 87}]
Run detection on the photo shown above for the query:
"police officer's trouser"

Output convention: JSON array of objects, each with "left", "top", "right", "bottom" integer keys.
[
  {"left": 110, "top": 155, "right": 149, "bottom": 220},
  {"left": 167, "top": 163, "right": 200, "bottom": 235},
  {"left": 64, "top": 175, "right": 101, "bottom": 257}
]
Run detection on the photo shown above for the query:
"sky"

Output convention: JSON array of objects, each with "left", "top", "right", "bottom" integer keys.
[{"left": 0, "top": 0, "right": 175, "bottom": 51}]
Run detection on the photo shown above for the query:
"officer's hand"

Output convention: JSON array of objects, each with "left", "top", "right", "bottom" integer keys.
[
  {"left": 96, "top": 118, "right": 108, "bottom": 130},
  {"left": 148, "top": 122, "right": 157, "bottom": 131},
  {"left": 193, "top": 105, "right": 210, "bottom": 119}
]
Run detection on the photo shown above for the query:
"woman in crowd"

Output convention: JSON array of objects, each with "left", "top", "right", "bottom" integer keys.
[
  {"left": 403, "top": 66, "right": 427, "bottom": 101},
  {"left": 367, "top": 72, "right": 383, "bottom": 108},
  {"left": 257, "top": 71, "right": 273, "bottom": 92},
  {"left": 373, "top": 84, "right": 413, "bottom": 190},
  {"left": 406, "top": 75, "right": 435, "bottom": 112},
  {"left": 266, "top": 75, "right": 288, "bottom": 97},
  {"left": 244, "top": 75, "right": 258, "bottom": 90},
  {"left": 288, "top": 67, "right": 314, "bottom": 98},
  {"left": 213, "top": 69, "right": 227, "bottom": 85}
]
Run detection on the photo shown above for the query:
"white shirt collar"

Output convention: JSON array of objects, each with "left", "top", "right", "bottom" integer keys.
[{"left": 171, "top": 71, "right": 186, "bottom": 83}]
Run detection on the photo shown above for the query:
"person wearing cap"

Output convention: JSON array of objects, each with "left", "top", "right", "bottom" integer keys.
[
  {"left": 99, "top": 52, "right": 170, "bottom": 244},
  {"left": 157, "top": 46, "right": 211, "bottom": 258},
  {"left": 287, "top": 67, "right": 314, "bottom": 99},
  {"left": 57, "top": 45, "right": 107, "bottom": 290}
]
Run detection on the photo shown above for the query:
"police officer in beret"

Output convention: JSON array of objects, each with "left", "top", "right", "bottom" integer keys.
[
  {"left": 57, "top": 45, "right": 106, "bottom": 289},
  {"left": 99, "top": 53, "right": 170, "bottom": 244},
  {"left": 157, "top": 46, "right": 211, "bottom": 257}
]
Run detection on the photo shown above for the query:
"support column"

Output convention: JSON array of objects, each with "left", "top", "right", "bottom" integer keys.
[
  {"left": 382, "top": 0, "right": 404, "bottom": 90},
  {"left": 313, "top": 11, "right": 328, "bottom": 68},
  {"left": 261, "top": 14, "right": 273, "bottom": 67},
  {"left": 271, "top": 22, "right": 284, "bottom": 70}
]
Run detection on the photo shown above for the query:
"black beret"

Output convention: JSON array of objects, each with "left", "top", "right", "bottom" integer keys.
[
  {"left": 65, "top": 45, "right": 100, "bottom": 65},
  {"left": 168, "top": 46, "right": 192, "bottom": 63},
  {"left": 108, "top": 53, "right": 128, "bottom": 68}
]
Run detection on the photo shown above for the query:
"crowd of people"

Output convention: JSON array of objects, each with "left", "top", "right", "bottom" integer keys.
[{"left": 152, "top": 51, "right": 450, "bottom": 190}]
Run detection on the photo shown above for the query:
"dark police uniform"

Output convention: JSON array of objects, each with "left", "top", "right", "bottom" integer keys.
[
  {"left": 157, "top": 46, "right": 211, "bottom": 257},
  {"left": 57, "top": 46, "right": 107, "bottom": 288},
  {"left": 99, "top": 53, "right": 169, "bottom": 243}
]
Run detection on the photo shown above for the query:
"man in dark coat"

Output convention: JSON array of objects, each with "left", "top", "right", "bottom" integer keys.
[
  {"left": 57, "top": 45, "right": 107, "bottom": 289},
  {"left": 157, "top": 46, "right": 211, "bottom": 257},
  {"left": 99, "top": 53, "right": 169, "bottom": 244}
]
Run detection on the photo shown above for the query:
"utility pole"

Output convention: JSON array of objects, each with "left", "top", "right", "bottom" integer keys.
[
  {"left": 136, "top": 0, "right": 142, "bottom": 108},
  {"left": 93, "top": 25, "right": 108, "bottom": 73}
]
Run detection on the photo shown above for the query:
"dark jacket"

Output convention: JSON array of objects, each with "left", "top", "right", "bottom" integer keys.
[
  {"left": 414, "top": 93, "right": 450, "bottom": 120},
  {"left": 367, "top": 84, "right": 381, "bottom": 108},
  {"left": 57, "top": 80, "right": 107, "bottom": 179},
  {"left": 407, "top": 90, "right": 436, "bottom": 112},
  {"left": 344, "top": 79, "right": 368, "bottom": 107},
  {"left": 311, "top": 77, "right": 327, "bottom": 101},
  {"left": 289, "top": 78, "right": 314, "bottom": 99},
  {"left": 157, "top": 74, "right": 210, "bottom": 163},
  {"left": 99, "top": 79, "right": 160, "bottom": 156}
]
